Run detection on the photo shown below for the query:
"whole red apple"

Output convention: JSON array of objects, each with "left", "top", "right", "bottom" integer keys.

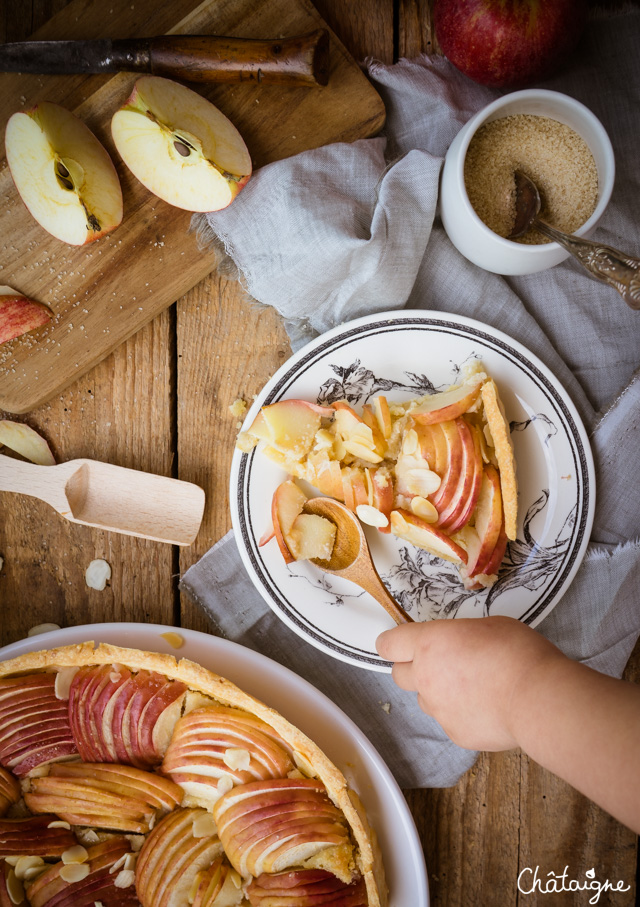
[{"left": 433, "top": 0, "right": 588, "bottom": 88}]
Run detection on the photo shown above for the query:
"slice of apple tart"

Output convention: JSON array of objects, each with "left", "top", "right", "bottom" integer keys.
[
  {"left": 238, "top": 362, "right": 518, "bottom": 591},
  {"left": 0, "top": 643, "right": 386, "bottom": 907}
]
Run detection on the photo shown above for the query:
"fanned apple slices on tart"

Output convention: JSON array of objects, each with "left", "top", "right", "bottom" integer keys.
[
  {"left": 0, "top": 644, "right": 385, "bottom": 907},
  {"left": 237, "top": 362, "right": 518, "bottom": 590}
]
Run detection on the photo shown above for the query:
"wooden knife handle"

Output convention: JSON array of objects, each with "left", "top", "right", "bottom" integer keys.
[{"left": 111, "top": 31, "right": 330, "bottom": 86}]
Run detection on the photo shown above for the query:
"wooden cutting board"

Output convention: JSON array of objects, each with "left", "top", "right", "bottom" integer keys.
[{"left": 0, "top": 0, "right": 385, "bottom": 414}]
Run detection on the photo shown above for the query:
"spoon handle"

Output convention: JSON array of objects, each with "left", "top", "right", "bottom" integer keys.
[
  {"left": 355, "top": 568, "right": 414, "bottom": 625},
  {"left": 534, "top": 220, "right": 640, "bottom": 310},
  {"left": 0, "top": 453, "right": 72, "bottom": 513}
]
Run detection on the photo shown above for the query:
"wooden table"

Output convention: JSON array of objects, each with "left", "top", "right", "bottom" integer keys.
[{"left": 1, "top": 2, "right": 638, "bottom": 904}]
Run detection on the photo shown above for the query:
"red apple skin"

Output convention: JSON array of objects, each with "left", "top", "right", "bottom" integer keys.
[
  {"left": 0, "top": 295, "right": 52, "bottom": 346},
  {"left": 434, "top": 0, "right": 587, "bottom": 88},
  {"left": 0, "top": 815, "right": 77, "bottom": 858}
]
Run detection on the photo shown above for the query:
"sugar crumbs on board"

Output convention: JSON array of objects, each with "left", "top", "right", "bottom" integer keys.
[{"left": 464, "top": 114, "right": 598, "bottom": 244}]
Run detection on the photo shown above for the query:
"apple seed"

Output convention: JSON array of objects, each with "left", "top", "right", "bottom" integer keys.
[
  {"left": 55, "top": 160, "right": 74, "bottom": 191},
  {"left": 173, "top": 140, "right": 191, "bottom": 157}
]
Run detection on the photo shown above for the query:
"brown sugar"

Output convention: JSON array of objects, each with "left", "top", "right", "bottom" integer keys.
[{"left": 463, "top": 114, "right": 598, "bottom": 244}]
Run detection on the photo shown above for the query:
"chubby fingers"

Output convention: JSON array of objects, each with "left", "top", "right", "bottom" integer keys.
[
  {"left": 376, "top": 623, "right": 433, "bottom": 694},
  {"left": 376, "top": 621, "right": 431, "bottom": 663}
]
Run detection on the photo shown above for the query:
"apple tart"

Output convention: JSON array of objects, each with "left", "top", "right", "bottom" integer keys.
[
  {"left": 0, "top": 643, "right": 386, "bottom": 907},
  {"left": 237, "top": 362, "right": 518, "bottom": 590}
]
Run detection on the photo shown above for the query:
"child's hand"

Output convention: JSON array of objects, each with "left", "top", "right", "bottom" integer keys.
[{"left": 376, "top": 616, "right": 564, "bottom": 751}]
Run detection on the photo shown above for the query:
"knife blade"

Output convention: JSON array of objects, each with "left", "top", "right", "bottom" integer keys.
[{"left": 0, "top": 31, "right": 330, "bottom": 87}]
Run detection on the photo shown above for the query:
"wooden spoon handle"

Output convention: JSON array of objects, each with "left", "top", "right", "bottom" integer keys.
[
  {"left": 0, "top": 454, "right": 71, "bottom": 512},
  {"left": 355, "top": 569, "right": 414, "bottom": 625}
]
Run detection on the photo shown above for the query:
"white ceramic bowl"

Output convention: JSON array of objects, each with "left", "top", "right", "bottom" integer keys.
[{"left": 440, "top": 89, "right": 615, "bottom": 275}]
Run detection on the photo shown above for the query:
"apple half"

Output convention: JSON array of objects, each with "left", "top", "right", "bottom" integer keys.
[
  {"left": 5, "top": 102, "right": 123, "bottom": 246},
  {"left": 111, "top": 76, "right": 252, "bottom": 212},
  {"left": 0, "top": 287, "right": 52, "bottom": 346}
]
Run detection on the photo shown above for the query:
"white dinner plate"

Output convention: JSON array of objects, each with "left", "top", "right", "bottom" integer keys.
[
  {"left": 0, "top": 623, "right": 429, "bottom": 907},
  {"left": 231, "top": 310, "right": 595, "bottom": 671}
]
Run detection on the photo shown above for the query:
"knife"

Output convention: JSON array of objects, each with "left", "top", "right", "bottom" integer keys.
[{"left": 0, "top": 30, "right": 330, "bottom": 87}]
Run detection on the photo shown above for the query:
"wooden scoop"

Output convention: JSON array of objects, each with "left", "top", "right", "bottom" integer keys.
[
  {"left": 0, "top": 453, "right": 205, "bottom": 545},
  {"left": 303, "top": 497, "right": 413, "bottom": 625}
]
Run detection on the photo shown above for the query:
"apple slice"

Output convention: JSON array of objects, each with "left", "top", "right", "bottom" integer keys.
[
  {"left": 390, "top": 510, "right": 468, "bottom": 564},
  {"left": 26, "top": 838, "right": 138, "bottom": 907},
  {"left": 111, "top": 75, "right": 252, "bottom": 213},
  {"left": 161, "top": 705, "right": 294, "bottom": 810},
  {"left": 191, "top": 855, "right": 242, "bottom": 907},
  {"left": 247, "top": 401, "right": 334, "bottom": 461},
  {"left": 5, "top": 101, "right": 123, "bottom": 245},
  {"left": 0, "top": 815, "right": 77, "bottom": 859},
  {"left": 135, "top": 807, "right": 224, "bottom": 907},
  {"left": 411, "top": 381, "right": 482, "bottom": 424},
  {"left": 0, "top": 673, "right": 78, "bottom": 777},
  {"left": 437, "top": 418, "right": 483, "bottom": 532},
  {"left": 366, "top": 466, "right": 393, "bottom": 533},
  {"left": 466, "top": 465, "right": 504, "bottom": 577},
  {"left": 68, "top": 665, "right": 186, "bottom": 769},
  {"left": 372, "top": 396, "right": 392, "bottom": 439},
  {"left": 332, "top": 402, "right": 382, "bottom": 464},
  {"left": 0, "top": 287, "right": 52, "bottom": 346},
  {"left": 25, "top": 762, "right": 182, "bottom": 833},
  {"left": 340, "top": 466, "right": 369, "bottom": 512},
  {"left": 212, "top": 778, "right": 351, "bottom": 880},
  {"left": 361, "top": 404, "right": 386, "bottom": 457},
  {"left": 0, "top": 769, "right": 19, "bottom": 818},
  {"left": 271, "top": 480, "right": 308, "bottom": 564},
  {"left": 476, "top": 524, "right": 509, "bottom": 580},
  {"left": 287, "top": 513, "right": 336, "bottom": 562},
  {"left": 247, "top": 870, "right": 368, "bottom": 906},
  {"left": 306, "top": 452, "right": 344, "bottom": 502},
  {"left": 0, "top": 421, "right": 55, "bottom": 466}
]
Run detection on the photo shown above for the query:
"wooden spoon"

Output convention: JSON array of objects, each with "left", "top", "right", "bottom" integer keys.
[
  {"left": 303, "top": 497, "right": 413, "bottom": 625},
  {"left": 0, "top": 453, "right": 205, "bottom": 545}
]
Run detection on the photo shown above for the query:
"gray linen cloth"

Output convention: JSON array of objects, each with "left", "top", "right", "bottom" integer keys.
[{"left": 182, "top": 11, "right": 640, "bottom": 789}]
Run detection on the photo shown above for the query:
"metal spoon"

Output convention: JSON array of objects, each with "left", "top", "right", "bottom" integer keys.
[
  {"left": 303, "top": 497, "right": 413, "bottom": 625},
  {"left": 0, "top": 453, "right": 205, "bottom": 545},
  {"left": 509, "top": 169, "right": 640, "bottom": 310}
]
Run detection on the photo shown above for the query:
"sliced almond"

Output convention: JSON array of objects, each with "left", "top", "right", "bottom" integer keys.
[
  {"left": 54, "top": 667, "right": 79, "bottom": 701},
  {"left": 125, "top": 834, "right": 145, "bottom": 852},
  {"left": 61, "top": 845, "right": 89, "bottom": 865},
  {"left": 192, "top": 812, "right": 218, "bottom": 839},
  {"left": 6, "top": 869, "right": 24, "bottom": 905},
  {"left": 342, "top": 440, "right": 383, "bottom": 464},
  {"left": 217, "top": 774, "right": 234, "bottom": 795},
  {"left": 47, "top": 820, "right": 72, "bottom": 830},
  {"left": 410, "top": 496, "right": 438, "bottom": 523},
  {"left": 114, "top": 869, "right": 135, "bottom": 888},
  {"left": 85, "top": 558, "right": 111, "bottom": 591},
  {"left": 109, "top": 854, "right": 127, "bottom": 874},
  {"left": 402, "top": 428, "right": 419, "bottom": 456},
  {"left": 405, "top": 468, "right": 441, "bottom": 497},
  {"left": 355, "top": 504, "right": 389, "bottom": 529},
  {"left": 222, "top": 747, "right": 250, "bottom": 772},
  {"left": 123, "top": 853, "right": 137, "bottom": 872},
  {"left": 14, "top": 856, "right": 44, "bottom": 880},
  {"left": 60, "top": 863, "right": 90, "bottom": 883},
  {"left": 27, "top": 622, "right": 60, "bottom": 637}
]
